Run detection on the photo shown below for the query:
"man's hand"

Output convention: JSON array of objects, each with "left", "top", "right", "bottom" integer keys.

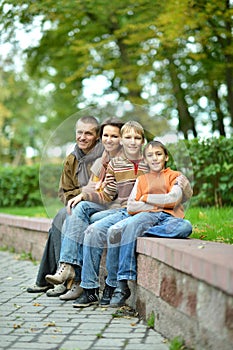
[
  {"left": 94, "top": 180, "right": 102, "bottom": 191},
  {"left": 67, "top": 193, "right": 84, "bottom": 215}
]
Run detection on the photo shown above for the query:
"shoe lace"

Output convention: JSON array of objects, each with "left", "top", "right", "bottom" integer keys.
[
  {"left": 57, "top": 264, "right": 66, "bottom": 275},
  {"left": 70, "top": 283, "right": 78, "bottom": 291}
]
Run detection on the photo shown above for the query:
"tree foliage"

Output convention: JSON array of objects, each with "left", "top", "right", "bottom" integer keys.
[
  {"left": 0, "top": 65, "right": 52, "bottom": 165},
  {"left": 0, "top": 0, "right": 232, "bottom": 164}
]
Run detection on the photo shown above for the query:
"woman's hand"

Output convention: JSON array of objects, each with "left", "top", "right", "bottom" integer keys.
[{"left": 102, "top": 173, "right": 115, "bottom": 188}]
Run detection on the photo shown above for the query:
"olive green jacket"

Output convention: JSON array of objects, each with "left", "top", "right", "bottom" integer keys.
[{"left": 58, "top": 142, "right": 104, "bottom": 205}]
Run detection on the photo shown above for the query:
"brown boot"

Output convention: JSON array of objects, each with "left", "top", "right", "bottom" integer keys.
[
  {"left": 45, "top": 263, "right": 75, "bottom": 289},
  {"left": 59, "top": 282, "right": 83, "bottom": 301},
  {"left": 46, "top": 283, "right": 67, "bottom": 297}
]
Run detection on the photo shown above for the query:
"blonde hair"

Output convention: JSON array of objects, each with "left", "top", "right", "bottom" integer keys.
[{"left": 121, "top": 121, "right": 145, "bottom": 140}]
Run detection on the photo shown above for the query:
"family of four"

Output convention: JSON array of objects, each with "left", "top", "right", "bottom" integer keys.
[{"left": 28, "top": 115, "right": 192, "bottom": 308}]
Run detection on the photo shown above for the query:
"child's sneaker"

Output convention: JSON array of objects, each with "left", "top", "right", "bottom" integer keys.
[{"left": 72, "top": 288, "right": 99, "bottom": 308}]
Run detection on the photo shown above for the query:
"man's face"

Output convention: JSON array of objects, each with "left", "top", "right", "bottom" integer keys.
[{"left": 75, "top": 121, "right": 99, "bottom": 154}]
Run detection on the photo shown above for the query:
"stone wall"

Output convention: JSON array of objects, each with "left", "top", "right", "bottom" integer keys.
[
  {"left": 132, "top": 237, "right": 233, "bottom": 350},
  {"left": 0, "top": 213, "right": 232, "bottom": 350},
  {"left": 0, "top": 214, "right": 51, "bottom": 259}
]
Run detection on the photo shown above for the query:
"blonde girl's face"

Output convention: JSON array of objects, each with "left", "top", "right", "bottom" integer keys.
[
  {"left": 101, "top": 125, "right": 121, "bottom": 157},
  {"left": 121, "top": 129, "right": 144, "bottom": 160},
  {"left": 144, "top": 145, "right": 169, "bottom": 173}
]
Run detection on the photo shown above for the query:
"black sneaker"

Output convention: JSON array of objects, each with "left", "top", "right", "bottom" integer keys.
[
  {"left": 73, "top": 288, "right": 99, "bottom": 308},
  {"left": 100, "top": 284, "right": 116, "bottom": 306},
  {"left": 109, "top": 287, "right": 131, "bottom": 307}
]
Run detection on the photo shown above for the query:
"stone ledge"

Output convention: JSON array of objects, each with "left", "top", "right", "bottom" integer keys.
[
  {"left": 1, "top": 213, "right": 233, "bottom": 349},
  {"left": 137, "top": 237, "right": 233, "bottom": 296},
  {"left": 0, "top": 214, "right": 52, "bottom": 260},
  {"left": 0, "top": 213, "right": 232, "bottom": 296},
  {"left": 0, "top": 213, "right": 52, "bottom": 231},
  {"left": 135, "top": 237, "right": 233, "bottom": 350}
]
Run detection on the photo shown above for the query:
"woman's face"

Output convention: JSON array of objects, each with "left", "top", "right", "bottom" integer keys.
[{"left": 101, "top": 125, "right": 121, "bottom": 157}]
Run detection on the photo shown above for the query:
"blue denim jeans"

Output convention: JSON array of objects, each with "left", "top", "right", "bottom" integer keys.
[
  {"left": 80, "top": 208, "right": 130, "bottom": 289},
  {"left": 106, "top": 211, "right": 192, "bottom": 284},
  {"left": 60, "top": 201, "right": 115, "bottom": 281}
]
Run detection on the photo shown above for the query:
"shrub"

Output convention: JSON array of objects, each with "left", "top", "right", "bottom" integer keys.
[
  {"left": 39, "top": 163, "right": 62, "bottom": 200},
  {"left": 186, "top": 137, "right": 233, "bottom": 207},
  {"left": 167, "top": 137, "right": 233, "bottom": 207},
  {"left": 0, "top": 137, "right": 232, "bottom": 208},
  {"left": 0, "top": 164, "right": 60, "bottom": 207}
]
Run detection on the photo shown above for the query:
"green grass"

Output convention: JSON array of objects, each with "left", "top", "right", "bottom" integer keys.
[
  {"left": 147, "top": 311, "right": 155, "bottom": 328},
  {"left": 0, "top": 206, "right": 232, "bottom": 244},
  {"left": 0, "top": 206, "right": 48, "bottom": 217},
  {"left": 169, "top": 336, "right": 187, "bottom": 350},
  {"left": 185, "top": 206, "right": 233, "bottom": 244}
]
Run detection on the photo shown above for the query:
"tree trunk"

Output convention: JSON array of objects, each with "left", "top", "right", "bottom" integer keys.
[
  {"left": 211, "top": 86, "right": 226, "bottom": 136},
  {"left": 225, "top": 0, "right": 233, "bottom": 126},
  {"left": 168, "top": 58, "right": 197, "bottom": 139}
]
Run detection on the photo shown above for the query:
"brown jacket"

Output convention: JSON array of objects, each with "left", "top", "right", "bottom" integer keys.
[{"left": 58, "top": 142, "right": 104, "bottom": 205}]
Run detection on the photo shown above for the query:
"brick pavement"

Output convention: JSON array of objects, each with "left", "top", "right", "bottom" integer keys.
[{"left": 0, "top": 251, "right": 169, "bottom": 350}]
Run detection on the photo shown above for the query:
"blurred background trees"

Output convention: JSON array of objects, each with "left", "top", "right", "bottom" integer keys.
[{"left": 0, "top": 0, "right": 232, "bottom": 165}]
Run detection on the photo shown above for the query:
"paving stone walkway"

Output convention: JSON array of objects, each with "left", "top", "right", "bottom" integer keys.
[{"left": 0, "top": 251, "right": 170, "bottom": 350}]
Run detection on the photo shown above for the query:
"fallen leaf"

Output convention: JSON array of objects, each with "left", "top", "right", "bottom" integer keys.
[
  {"left": 193, "top": 227, "right": 206, "bottom": 233},
  {"left": 44, "top": 321, "right": 56, "bottom": 327},
  {"left": 13, "top": 304, "right": 21, "bottom": 309},
  {"left": 13, "top": 324, "right": 21, "bottom": 329},
  {"left": 199, "top": 235, "right": 207, "bottom": 239},
  {"left": 198, "top": 211, "right": 207, "bottom": 219},
  {"left": 33, "top": 303, "right": 41, "bottom": 307}
]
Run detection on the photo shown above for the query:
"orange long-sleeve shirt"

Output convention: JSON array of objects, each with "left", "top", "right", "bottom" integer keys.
[{"left": 127, "top": 167, "right": 185, "bottom": 218}]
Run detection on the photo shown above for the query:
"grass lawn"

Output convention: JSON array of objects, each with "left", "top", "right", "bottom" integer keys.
[
  {"left": 0, "top": 206, "right": 232, "bottom": 244},
  {"left": 185, "top": 206, "right": 233, "bottom": 244},
  {"left": 0, "top": 206, "right": 48, "bottom": 217}
]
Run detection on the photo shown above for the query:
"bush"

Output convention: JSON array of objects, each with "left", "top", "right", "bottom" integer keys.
[
  {"left": 168, "top": 137, "right": 233, "bottom": 207},
  {"left": 0, "top": 163, "right": 63, "bottom": 208},
  {"left": 0, "top": 164, "right": 43, "bottom": 207},
  {"left": 39, "top": 163, "right": 62, "bottom": 200},
  {"left": 187, "top": 137, "right": 233, "bottom": 206},
  {"left": 0, "top": 137, "right": 232, "bottom": 208}
]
